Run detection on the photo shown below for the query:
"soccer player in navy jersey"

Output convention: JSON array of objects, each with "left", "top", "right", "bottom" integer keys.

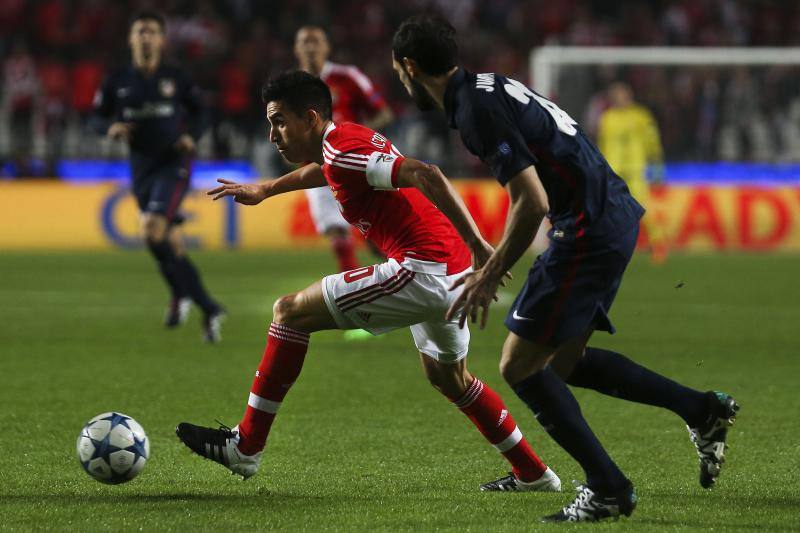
[
  {"left": 91, "top": 11, "right": 224, "bottom": 341},
  {"left": 391, "top": 14, "right": 739, "bottom": 522}
]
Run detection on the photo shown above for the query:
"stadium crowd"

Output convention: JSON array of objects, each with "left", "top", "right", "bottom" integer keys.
[{"left": 2, "top": 0, "right": 799, "bottom": 177}]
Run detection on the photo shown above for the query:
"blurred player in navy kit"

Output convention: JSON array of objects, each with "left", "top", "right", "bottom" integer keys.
[
  {"left": 91, "top": 11, "right": 224, "bottom": 342},
  {"left": 392, "top": 14, "right": 739, "bottom": 522},
  {"left": 294, "top": 26, "right": 394, "bottom": 273}
]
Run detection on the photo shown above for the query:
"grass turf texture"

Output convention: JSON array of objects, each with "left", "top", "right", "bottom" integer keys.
[{"left": 0, "top": 250, "right": 797, "bottom": 532}]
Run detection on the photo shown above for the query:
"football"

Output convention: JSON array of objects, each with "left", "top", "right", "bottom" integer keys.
[{"left": 76, "top": 412, "right": 150, "bottom": 484}]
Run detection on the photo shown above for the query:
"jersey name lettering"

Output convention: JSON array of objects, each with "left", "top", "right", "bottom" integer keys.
[{"left": 476, "top": 73, "right": 495, "bottom": 92}]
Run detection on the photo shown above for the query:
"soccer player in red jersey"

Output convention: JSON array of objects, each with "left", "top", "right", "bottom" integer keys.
[
  {"left": 176, "top": 71, "right": 560, "bottom": 493},
  {"left": 294, "top": 26, "right": 394, "bottom": 272}
]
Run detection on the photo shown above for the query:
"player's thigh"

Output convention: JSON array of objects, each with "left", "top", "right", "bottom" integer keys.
[
  {"left": 409, "top": 265, "right": 475, "bottom": 364},
  {"left": 147, "top": 173, "right": 190, "bottom": 225},
  {"left": 274, "top": 279, "right": 339, "bottom": 332},
  {"left": 320, "top": 260, "right": 431, "bottom": 335},
  {"left": 305, "top": 186, "right": 348, "bottom": 234}
]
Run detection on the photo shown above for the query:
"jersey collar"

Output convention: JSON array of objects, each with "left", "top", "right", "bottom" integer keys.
[
  {"left": 320, "top": 61, "right": 333, "bottom": 80},
  {"left": 322, "top": 121, "right": 336, "bottom": 142},
  {"left": 443, "top": 67, "right": 467, "bottom": 129}
]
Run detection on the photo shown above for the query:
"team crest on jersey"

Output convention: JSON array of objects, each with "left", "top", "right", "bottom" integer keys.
[
  {"left": 159, "top": 78, "right": 176, "bottom": 97},
  {"left": 486, "top": 142, "right": 511, "bottom": 166},
  {"left": 353, "top": 219, "right": 372, "bottom": 235}
]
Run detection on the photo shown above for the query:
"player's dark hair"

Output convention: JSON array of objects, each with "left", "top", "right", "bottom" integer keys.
[
  {"left": 261, "top": 70, "right": 333, "bottom": 120},
  {"left": 392, "top": 14, "right": 458, "bottom": 76},
  {"left": 130, "top": 10, "right": 166, "bottom": 32}
]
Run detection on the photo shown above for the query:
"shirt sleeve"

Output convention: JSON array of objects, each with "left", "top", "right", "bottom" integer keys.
[
  {"left": 87, "top": 73, "right": 116, "bottom": 135},
  {"left": 179, "top": 71, "right": 208, "bottom": 141},
  {"left": 348, "top": 66, "right": 388, "bottom": 115},
  {"left": 460, "top": 94, "right": 538, "bottom": 186}
]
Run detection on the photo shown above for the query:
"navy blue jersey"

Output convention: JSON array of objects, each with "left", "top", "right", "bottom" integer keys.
[
  {"left": 444, "top": 68, "right": 643, "bottom": 240},
  {"left": 91, "top": 63, "right": 207, "bottom": 181}
]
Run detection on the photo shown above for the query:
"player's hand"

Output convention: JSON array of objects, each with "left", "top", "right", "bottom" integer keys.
[
  {"left": 469, "top": 240, "right": 512, "bottom": 293},
  {"left": 208, "top": 178, "right": 267, "bottom": 205},
  {"left": 107, "top": 122, "right": 134, "bottom": 141},
  {"left": 174, "top": 134, "right": 196, "bottom": 154},
  {"left": 445, "top": 266, "right": 503, "bottom": 330}
]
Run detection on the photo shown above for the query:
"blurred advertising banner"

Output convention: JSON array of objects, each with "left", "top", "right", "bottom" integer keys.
[{"left": 1, "top": 180, "right": 800, "bottom": 252}]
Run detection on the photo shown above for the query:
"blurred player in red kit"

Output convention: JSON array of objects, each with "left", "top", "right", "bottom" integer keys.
[{"left": 294, "top": 25, "right": 394, "bottom": 272}]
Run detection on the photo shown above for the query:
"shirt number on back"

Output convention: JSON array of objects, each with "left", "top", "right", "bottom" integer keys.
[{"left": 503, "top": 78, "right": 577, "bottom": 136}]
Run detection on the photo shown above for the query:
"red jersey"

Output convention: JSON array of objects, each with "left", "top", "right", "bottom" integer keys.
[
  {"left": 320, "top": 61, "right": 387, "bottom": 123},
  {"left": 320, "top": 122, "right": 471, "bottom": 275}
]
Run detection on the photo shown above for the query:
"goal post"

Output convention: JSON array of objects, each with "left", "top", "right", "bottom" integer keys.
[{"left": 530, "top": 46, "right": 800, "bottom": 98}]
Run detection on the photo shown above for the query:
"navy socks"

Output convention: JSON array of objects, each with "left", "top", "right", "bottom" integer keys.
[
  {"left": 566, "top": 347, "right": 708, "bottom": 427},
  {"left": 147, "top": 239, "right": 218, "bottom": 315},
  {"left": 513, "top": 367, "right": 629, "bottom": 493},
  {"left": 174, "top": 255, "right": 218, "bottom": 315}
]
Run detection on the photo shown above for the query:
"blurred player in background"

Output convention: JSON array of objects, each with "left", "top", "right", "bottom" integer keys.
[
  {"left": 392, "top": 14, "right": 739, "bottom": 522},
  {"left": 177, "top": 71, "right": 561, "bottom": 493},
  {"left": 294, "top": 26, "right": 394, "bottom": 272},
  {"left": 91, "top": 11, "right": 224, "bottom": 342},
  {"left": 598, "top": 82, "right": 668, "bottom": 263}
]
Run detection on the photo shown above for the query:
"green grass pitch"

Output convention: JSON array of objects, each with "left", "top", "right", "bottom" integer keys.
[{"left": 0, "top": 249, "right": 798, "bottom": 531}]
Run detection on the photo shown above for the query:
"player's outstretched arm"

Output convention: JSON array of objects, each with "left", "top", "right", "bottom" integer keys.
[
  {"left": 445, "top": 165, "right": 549, "bottom": 329},
  {"left": 396, "top": 159, "right": 494, "bottom": 265},
  {"left": 208, "top": 164, "right": 327, "bottom": 205}
]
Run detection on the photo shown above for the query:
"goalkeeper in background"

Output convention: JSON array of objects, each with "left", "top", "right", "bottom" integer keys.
[{"left": 598, "top": 82, "right": 668, "bottom": 263}]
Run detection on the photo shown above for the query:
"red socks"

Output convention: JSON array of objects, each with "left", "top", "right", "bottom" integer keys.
[
  {"left": 237, "top": 323, "right": 309, "bottom": 455},
  {"left": 453, "top": 378, "right": 547, "bottom": 482},
  {"left": 331, "top": 234, "right": 359, "bottom": 272}
]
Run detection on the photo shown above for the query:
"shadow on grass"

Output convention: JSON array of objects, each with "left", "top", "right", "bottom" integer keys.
[
  {"left": 0, "top": 492, "right": 331, "bottom": 505},
  {"left": 644, "top": 490, "right": 800, "bottom": 510}
]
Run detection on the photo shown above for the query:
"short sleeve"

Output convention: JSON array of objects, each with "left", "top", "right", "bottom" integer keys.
[
  {"left": 463, "top": 101, "right": 538, "bottom": 186},
  {"left": 365, "top": 151, "right": 404, "bottom": 190}
]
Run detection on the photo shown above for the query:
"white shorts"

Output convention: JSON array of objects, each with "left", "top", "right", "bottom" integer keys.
[
  {"left": 305, "top": 186, "right": 349, "bottom": 234},
  {"left": 321, "top": 258, "right": 471, "bottom": 363}
]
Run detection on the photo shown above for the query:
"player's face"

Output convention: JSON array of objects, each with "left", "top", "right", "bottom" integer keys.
[
  {"left": 295, "top": 28, "right": 330, "bottom": 68},
  {"left": 129, "top": 20, "right": 164, "bottom": 62},
  {"left": 392, "top": 56, "right": 437, "bottom": 111},
  {"left": 266, "top": 101, "right": 312, "bottom": 163}
]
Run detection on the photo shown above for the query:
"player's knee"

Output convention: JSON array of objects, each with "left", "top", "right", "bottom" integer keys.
[
  {"left": 498, "top": 357, "right": 517, "bottom": 385},
  {"left": 142, "top": 215, "right": 168, "bottom": 242},
  {"left": 272, "top": 294, "right": 303, "bottom": 327},
  {"left": 499, "top": 351, "right": 548, "bottom": 386},
  {"left": 424, "top": 360, "right": 471, "bottom": 400}
]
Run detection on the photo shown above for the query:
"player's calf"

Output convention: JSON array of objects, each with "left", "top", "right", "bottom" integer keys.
[{"left": 421, "top": 355, "right": 557, "bottom": 491}]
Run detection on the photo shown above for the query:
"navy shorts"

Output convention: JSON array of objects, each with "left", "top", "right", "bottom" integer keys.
[
  {"left": 504, "top": 223, "right": 639, "bottom": 348},
  {"left": 132, "top": 164, "right": 190, "bottom": 225}
]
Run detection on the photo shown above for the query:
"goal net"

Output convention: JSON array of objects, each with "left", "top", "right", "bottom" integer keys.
[{"left": 529, "top": 46, "right": 800, "bottom": 163}]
